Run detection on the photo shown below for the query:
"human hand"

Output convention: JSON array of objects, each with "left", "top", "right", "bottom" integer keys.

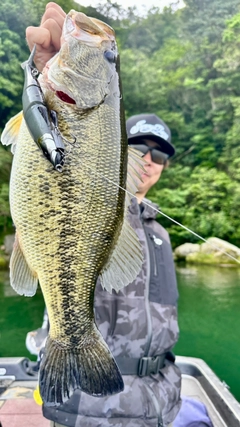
[{"left": 26, "top": 2, "right": 66, "bottom": 72}]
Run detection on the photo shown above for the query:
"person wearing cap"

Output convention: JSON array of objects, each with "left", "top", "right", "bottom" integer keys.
[{"left": 25, "top": 3, "right": 214, "bottom": 427}]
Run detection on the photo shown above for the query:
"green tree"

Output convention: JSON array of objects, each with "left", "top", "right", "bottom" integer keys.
[
  {"left": 214, "top": 12, "right": 240, "bottom": 180},
  {"left": 149, "top": 166, "right": 240, "bottom": 248},
  {"left": 0, "top": 0, "right": 49, "bottom": 131}
]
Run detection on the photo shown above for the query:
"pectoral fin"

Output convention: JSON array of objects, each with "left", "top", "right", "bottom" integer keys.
[
  {"left": 126, "top": 146, "right": 146, "bottom": 197},
  {"left": 1, "top": 111, "right": 23, "bottom": 154},
  {"left": 10, "top": 233, "right": 38, "bottom": 296},
  {"left": 99, "top": 147, "right": 146, "bottom": 293}
]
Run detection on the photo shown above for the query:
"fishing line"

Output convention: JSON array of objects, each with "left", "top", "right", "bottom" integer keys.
[
  {"left": 81, "top": 162, "right": 240, "bottom": 265},
  {"left": 56, "top": 140, "right": 240, "bottom": 263}
]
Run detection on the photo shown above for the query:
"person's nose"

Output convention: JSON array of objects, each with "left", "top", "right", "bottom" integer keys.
[{"left": 143, "top": 150, "right": 152, "bottom": 164}]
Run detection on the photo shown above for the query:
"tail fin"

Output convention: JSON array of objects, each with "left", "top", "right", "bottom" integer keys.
[{"left": 39, "top": 326, "right": 124, "bottom": 406}]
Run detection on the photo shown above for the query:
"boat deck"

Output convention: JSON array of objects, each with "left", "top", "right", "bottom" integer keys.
[
  {"left": 0, "top": 379, "right": 48, "bottom": 427},
  {"left": 176, "top": 356, "right": 240, "bottom": 427},
  {"left": 1, "top": 356, "right": 240, "bottom": 427}
]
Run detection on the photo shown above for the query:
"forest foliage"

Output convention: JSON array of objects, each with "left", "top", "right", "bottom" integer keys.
[{"left": 0, "top": 0, "right": 240, "bottom": 248}]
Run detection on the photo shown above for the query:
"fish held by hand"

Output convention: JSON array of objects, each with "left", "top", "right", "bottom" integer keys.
[{"left": 1, "top": 10, "right": 145, "bottom": 406}]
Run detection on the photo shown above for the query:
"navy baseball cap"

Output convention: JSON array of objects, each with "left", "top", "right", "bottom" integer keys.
[{"left": 126, "top": 113, "right": 175, "bottom": 157}]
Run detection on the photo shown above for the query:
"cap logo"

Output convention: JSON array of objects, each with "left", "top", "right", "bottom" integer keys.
[{"left": 129, "top": 120, "right": 169, "bottom": 140}]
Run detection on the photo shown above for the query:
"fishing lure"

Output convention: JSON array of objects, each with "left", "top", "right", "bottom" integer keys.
[{"left": 21, "top": 45, "right": 65, "bottom": 172}]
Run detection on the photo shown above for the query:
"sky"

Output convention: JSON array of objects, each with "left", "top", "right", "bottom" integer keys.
[{"left": 76, "top": 0, "right": 185, "bottom": 15}]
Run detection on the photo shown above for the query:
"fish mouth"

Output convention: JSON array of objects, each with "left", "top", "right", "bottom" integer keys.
[
  {"left": 41, "top": 11, "right": 117, "bottom": 108},
  {"left": 62, "top": 11, "right": 116, "bottom": 47}
]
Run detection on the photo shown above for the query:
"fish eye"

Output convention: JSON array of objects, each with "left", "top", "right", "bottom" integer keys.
[{"left": 104, "top": 50, "right": 116, "bottom": 64}]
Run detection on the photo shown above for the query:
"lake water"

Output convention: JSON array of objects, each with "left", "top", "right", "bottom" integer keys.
[
  {"left": 174, "top": 264, "right": 240, "bottom": 401},
  {"left": 0, "top": 264, "right": 240, "bottom": 401}
]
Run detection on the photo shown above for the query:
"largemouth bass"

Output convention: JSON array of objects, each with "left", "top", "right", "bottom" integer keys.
[{"left": 1, "top": 10, "right": 144, "bottom": 406}]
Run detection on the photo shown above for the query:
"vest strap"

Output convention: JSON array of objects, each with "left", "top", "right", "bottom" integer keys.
[{"left": 115, "top": 353, "right": 167, "bottom": 376}]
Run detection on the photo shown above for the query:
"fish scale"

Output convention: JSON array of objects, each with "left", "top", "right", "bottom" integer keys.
[{"left": 1, "top": 9, "right": 145, "bottom": 406}]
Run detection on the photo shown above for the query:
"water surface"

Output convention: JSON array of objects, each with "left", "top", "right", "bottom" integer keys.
[
  {"left": 0, "top": 270, "right": 45, "bottom": 358},
  {"left": 174, "top": 264, "right": 240, "bottom": 401}
]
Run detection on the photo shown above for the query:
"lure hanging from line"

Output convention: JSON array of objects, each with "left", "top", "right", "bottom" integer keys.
[{"left": 21, "top": 45, "right": 65, "bottom": 172}]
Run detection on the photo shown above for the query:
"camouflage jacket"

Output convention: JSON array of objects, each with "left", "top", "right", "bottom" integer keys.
[{"left": 43, "top": 198, "right": 182, "bottom": 427}]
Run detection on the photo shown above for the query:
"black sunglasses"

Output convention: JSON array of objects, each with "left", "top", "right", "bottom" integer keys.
[{"left": 129, "top": 144, "right": 169, "bottom": 165}]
